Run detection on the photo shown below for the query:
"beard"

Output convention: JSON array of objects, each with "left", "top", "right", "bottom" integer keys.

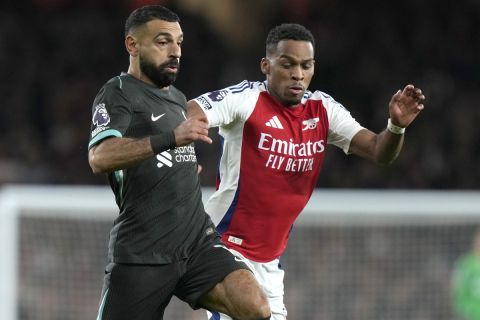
[{"left": 139, "top": 55, "right": 180, "bottom": 88}]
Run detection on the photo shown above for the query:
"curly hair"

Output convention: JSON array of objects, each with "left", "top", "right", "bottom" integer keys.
[{"left": 266, "top": 23, "right": 315, "bottom": 55}]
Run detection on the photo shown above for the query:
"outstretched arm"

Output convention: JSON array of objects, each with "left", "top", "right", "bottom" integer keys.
[
  {"left": 88, "top": 116, "right": 212, "bottom": 174},
  {"left": 348, "top": 84, "right": 425, "bottom": 165}
]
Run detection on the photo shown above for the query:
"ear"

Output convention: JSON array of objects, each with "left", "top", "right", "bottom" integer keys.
[
  {"left": 125, "top": 35, "right": 139, "bottom": 57},
  {"left": 260, "top": 57, "right": 270, "bottom": 75}
]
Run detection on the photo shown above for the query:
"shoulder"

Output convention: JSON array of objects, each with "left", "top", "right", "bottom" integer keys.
[
  {"left": 102, "top": 75, "right": 127, "bottom": 91},
  {"left": 97, "top": 75, "right": 130, "bottom": 98},
  {"left": 215, "top": 80, "right": 265, "bottom": 97},
  {"left": 102, "top": 73, "right": 157, "bottom": 95},
  {"left": 204, "top": 80, "right": 264, "bottom": 100},
  {"left": 226, "top": 80, "right": 266, "bottom": 93},
  {"left": 305, "top": 90, "right": 349, "bottom": 112},
  {"left": 93, "top": 75, "right": 131, "bottom": 108},
  {"left": 194, "top": 80, "right": 263, "bottom": 109},
  {"left": 305, "top": 90, "right": 335, "bottom": 103},
  {"left": 169, "top": 85, "right": 187, "bottom": 103}
]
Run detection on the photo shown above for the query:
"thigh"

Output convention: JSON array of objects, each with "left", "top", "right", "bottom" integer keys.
[
  {"left": 184, "top": 244, "right": 270, "bottom": 319},
  {"left": 97, "top": 263, "right": 180, "bottom": 320},
  {"left": 212, "top": 251, "right": 287, "bottom": 319},
  {"left": 200, "top": 268, "right": 270, "bottom": 319},
  {"left": 174, "top": 243, "right": 250, "bottom": 310}
]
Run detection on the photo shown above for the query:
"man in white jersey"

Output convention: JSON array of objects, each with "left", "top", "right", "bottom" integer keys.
[{"left": 187, "top": 23, "right": 425, "bottom": 319}]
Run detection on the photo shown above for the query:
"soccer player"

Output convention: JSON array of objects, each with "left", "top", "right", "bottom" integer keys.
[
  {"left": 87, "top": 5, "right": 271, "bottom": 320},
  {"left": 187, "top": 23, "right": 425, "bottom": 319},
  {"left": 452, "top": 229, "right": 480, "bottom": 320}
]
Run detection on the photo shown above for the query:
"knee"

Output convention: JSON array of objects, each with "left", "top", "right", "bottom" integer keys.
[
  {"left": 253, "top": 300, "right": 271, "bottom": 319},
  {"left": 210, "top": 269, "right": 272, "bottom": 319},
  {"left": 239, "top": 306, "right": 271, "bottom": 320}
]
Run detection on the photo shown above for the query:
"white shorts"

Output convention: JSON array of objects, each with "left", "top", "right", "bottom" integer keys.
[{"left": 206, "top": 249, "right": 287, "bottom": 320}]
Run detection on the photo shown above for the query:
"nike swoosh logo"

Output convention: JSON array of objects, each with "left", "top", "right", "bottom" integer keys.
[
  {"left": 234, "top": 256, "right": 243, "bottom": 262},
  {"left": 151, "top": 113, "right": 165, "bottom": 121}
]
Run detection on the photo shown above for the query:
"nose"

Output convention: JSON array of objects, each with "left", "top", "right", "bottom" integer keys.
[
  {"left": 170, "top": 43, "right": 181, "bottom": 58},
  {"left": 291, "top": 65, "right": 304, "bottom": 81}
]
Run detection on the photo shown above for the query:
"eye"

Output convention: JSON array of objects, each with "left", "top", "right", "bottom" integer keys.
[
  {"left": 156, "top": 39, "right": 169, "bottom": 46},
  {"left": 282, "top": 63, "right": 291, "bottom": 69},
  {"left": 302, "top": 63, "right": 313, "bottom": 70}
]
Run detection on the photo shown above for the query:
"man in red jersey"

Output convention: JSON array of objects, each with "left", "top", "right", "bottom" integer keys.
[{"left": 188, "top": 23, "right": 425, "bottom": 320}]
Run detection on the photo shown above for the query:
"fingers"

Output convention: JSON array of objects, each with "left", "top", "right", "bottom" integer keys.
[
  {"left": 389, "top": 84, "right": 426, "bottom": 127},
  {"left": 402, "top": 84, "right": 426, "bottom": 103},
  {"left": 191, "top": 114, "right": 209, "bottom": 124},
  {"left": 192, "top": 119, "right": 211, "bottom": 143},
  {"left": 193, "top": 121, "right": 209, "bottom": 136},
  {"left": 391, "top": 89, "right": 402, "bottom": 102},
  {"left": 197, "top": 134, "right": 213, "bottom": 144},
  {"left": 175, "top": 118, "right": 212, "bottom": 145}
]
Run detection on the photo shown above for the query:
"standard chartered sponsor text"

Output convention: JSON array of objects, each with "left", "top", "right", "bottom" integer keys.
[{"left": 174, "top": 145, "right": 197, "bottom": 162}]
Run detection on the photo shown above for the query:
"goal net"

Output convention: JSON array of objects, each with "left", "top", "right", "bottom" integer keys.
[{"left": 1, "top": 186, "right": 479, "bottom": 320}]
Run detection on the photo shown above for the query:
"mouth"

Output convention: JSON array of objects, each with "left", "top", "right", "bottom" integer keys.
[
  {"left": 163, "top": 59, "right": 180, "bottom": 73},
  {"left": 287, "top": 84, "right": 305, "bottom": 96},
  {"left": 165, "top": 65, "right": 178, "bottom": 73}
]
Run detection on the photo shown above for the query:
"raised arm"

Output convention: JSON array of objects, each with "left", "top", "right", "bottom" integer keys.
[
  {"left": 88, "top": 116, "right": 212, "bottom": 174},
  {"left": 348, "top": 84, "right": 425, "bottom": 165}
]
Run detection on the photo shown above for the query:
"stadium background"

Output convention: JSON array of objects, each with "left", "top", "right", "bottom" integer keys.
[{"left": 0, "top": 0, "right": 479, "bottom": 319}]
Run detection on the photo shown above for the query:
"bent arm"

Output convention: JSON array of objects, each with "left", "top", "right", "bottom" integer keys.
[
  {"left": 348, "top": 128, "right": 403, "bottom": 165},
  {"left": 88, "top": 137, "right": 154, "bottom": 174},
  {"left": 89, "top": 116, "right": 211, "bottom": 175},
  {"left": 348, "top": 84, "right": 425, "bottom": 165}
]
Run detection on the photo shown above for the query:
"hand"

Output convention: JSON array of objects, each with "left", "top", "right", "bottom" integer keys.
[
  {"left": 388, "top": 84, "right": 425, "bottom": 128},
  {"left": 174, "top": 115, "right": 212, "bottom": 146}
]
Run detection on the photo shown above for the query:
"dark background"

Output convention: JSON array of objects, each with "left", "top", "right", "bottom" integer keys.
[{"left": 1, "top": 0, "right": 478, "bottom": 189}]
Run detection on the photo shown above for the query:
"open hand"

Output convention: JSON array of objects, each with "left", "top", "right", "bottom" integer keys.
[{"left": 389, "top": 84, "right": 425, "bottom": 128}]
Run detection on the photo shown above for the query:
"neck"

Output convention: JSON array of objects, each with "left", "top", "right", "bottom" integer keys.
[
  {"left": 127, "top": 64, "right": 167, "bottom": 89},
  {"left": 267, "top": 91, "right": 300, "bottom": 108}
]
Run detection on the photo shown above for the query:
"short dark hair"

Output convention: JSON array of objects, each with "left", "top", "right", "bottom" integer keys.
[
  {"left": 124, "top": 5, "right": 180, "bottom": 37},
  {"left": 266, "top": 23, "right": 315, "bottom": 55}
]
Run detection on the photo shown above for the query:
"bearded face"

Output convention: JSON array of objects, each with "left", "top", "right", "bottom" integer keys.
[{"left": 139, "top": 54, "right": 180, "bottom": 88}]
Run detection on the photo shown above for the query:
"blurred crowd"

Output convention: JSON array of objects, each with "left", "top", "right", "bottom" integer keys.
[
  {"left": 0, "top": 0, "right": 479, "bottom": 189},
  {"left": 18, "top": 216, "right": 477, "bottom": 319},
  {"left": 281, "top": 225, "right": 476, "bottom": 320}
]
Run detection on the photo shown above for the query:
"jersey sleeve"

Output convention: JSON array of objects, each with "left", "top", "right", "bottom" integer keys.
[
  {"left": 315, "top": 91, "right": 364, "bottom": 154},
  {"left": 88, "top": 81, "right": 132, "bottom": 149},
  {"left": 192, "top": 80, "right": 257, "bottom": 127}
]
